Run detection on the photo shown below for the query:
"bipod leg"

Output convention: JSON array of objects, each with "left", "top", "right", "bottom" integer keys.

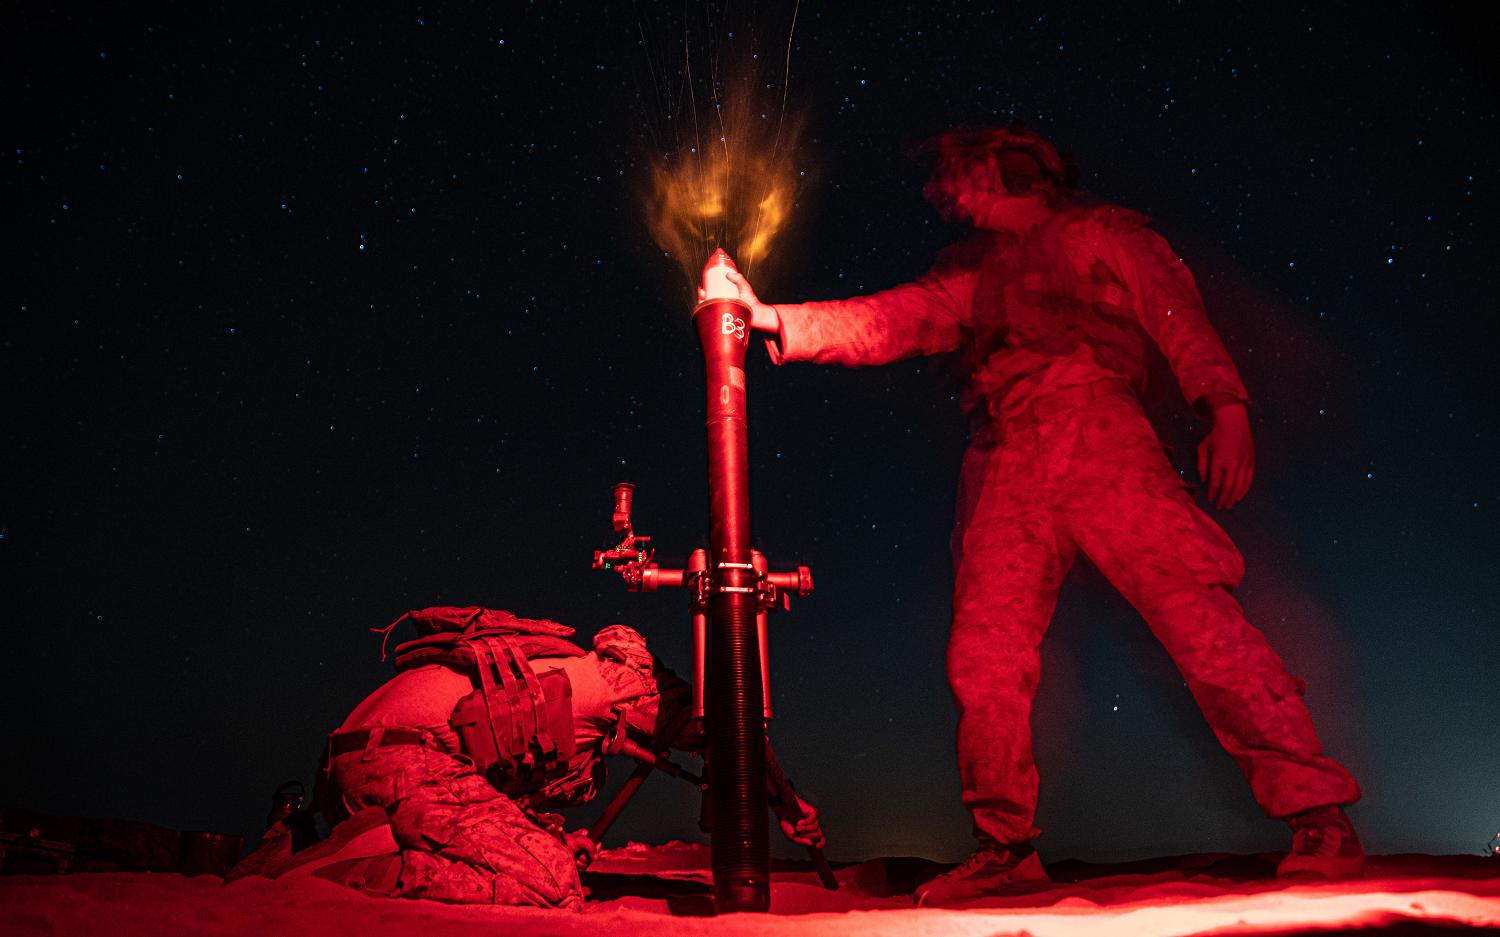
[
  {"left": 765, "top": 742, "right": 838, "bottom": 891},
  {"left": 589, "top": 727, "right": 836, "bottom": 892},
  {"left": 618, "top": 738, "right": 705, "bottom": 786},
  {"left": 588, "top": 711, "right": 699, "bottom": 845},
  {"left": 588, "top": 758, "right": 655, "bottom": 845}
]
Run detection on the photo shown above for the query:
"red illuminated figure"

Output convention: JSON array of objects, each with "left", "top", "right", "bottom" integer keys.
[
  {"left": 725, "top": 125, "right": 1363, "bottom": 904},
  {"left": 229, "top": 607, "right": 822, "bottom": 909}
]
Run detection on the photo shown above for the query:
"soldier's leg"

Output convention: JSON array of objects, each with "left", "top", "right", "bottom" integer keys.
[
  {"left": 386, "top": 749, "right": 584, "bottom": 908},
  {"left": 331, "top": 743, "right": 583, "bottom": 908},
  {"left": 951, "top": 429, "right": 998, "bottom": 566},
  {"left": 1058, "top": 397, "right": 1359, "bottom": 817},
  {"left": 950, "top": 433, "right": 1076, "bottom": 846}
]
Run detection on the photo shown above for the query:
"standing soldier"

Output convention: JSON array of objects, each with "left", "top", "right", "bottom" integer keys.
[{"left": 724, "top": 124, "right": 1362, "bottom": 905}]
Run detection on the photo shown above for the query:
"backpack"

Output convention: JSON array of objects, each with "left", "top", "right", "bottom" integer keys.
[
  {"left": 374, "top": 606, "right": 594, "bottom": 802},
  {"left": 376, "top": 605, "right": 585, "bottom": 665}
]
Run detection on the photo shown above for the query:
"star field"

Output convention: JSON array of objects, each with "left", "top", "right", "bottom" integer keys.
[{"left": 2, "top": 1, "right": 1496, "bottom": 862}]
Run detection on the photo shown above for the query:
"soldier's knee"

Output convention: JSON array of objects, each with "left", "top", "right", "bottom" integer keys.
[
  {"left": 496, "top": 827, "right": 584, "bottom": 908},
  {"left": 397, "top": 841, "right": 583, "bottom": 909},
  {"left": 396, "top": 851, "right": 494, "bottom": 904},
  {"left": 947, "top": 640, "right": 1040, "bottom": 699},
  {"left": 950, "top": 607, "right": 1044, "bottom": 658},
  {"left": 491, "top": 871, "right": 584, "bottom": 910}
]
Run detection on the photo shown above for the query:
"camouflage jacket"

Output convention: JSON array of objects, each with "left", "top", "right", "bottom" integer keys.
[{"left": 768, "top": 201, "right": 1249, "bottom": 421}]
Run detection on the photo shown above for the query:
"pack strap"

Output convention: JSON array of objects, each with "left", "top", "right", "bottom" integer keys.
[
  {"left": 374, "top": 606, "right": 580, "bottom": 662},
  {"left": 469, "top": 638, "right": 513, "bottom": 774},
  {"left": 515, "top": 641, "right": 556, "bottom": 762},
  {"left": 503, "top": 634, "right": 557, "bottom": 763},
  {"left": 476, "top": 636, "right": 521, "bottom": 762},
  {"left": 327, "top": 726, "right": 441, "bottom": 758},
  {"left": 371, "top": 612, "right": 412, "bottom": 662}
]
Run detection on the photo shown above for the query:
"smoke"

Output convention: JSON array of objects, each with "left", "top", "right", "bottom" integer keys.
[
  {"left": 628, "top": 3, "right": 809, "bottom": 286},
  {"left": 647, "top": 134, "right": 801, "bottom": 281}
]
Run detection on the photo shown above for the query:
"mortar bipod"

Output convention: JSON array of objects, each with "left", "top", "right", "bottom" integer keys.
[{"left": 685, "top": 549, "right": 815, "bottom": 720}]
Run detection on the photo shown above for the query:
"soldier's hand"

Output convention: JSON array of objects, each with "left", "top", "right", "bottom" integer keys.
[
  {"left": 778, "top": 795, "right": 826, "bottom": 850},
  {"left": 564, "top": 830, "right": 601, "bottom": 870},
  {"left": 698, "top": 269, "right": 779, "bottom": 333},
  {"left": 1197, "top": 402, "right": 1255, "bottom": 509}
]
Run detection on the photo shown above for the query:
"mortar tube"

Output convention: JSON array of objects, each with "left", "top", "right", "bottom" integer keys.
[{"left": 693, "top": 251, "right": 769, "bottom": 914}]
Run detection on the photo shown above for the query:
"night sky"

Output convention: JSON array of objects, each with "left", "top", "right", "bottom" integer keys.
[{"left": 4, "top": 2, "right": 1497, "bottom": 865}]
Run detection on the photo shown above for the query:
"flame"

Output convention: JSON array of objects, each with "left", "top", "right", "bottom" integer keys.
[{"left": 644, "top": 92, "right": 804, "bottom": 285}]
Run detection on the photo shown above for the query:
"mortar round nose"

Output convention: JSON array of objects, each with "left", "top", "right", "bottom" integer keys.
[{"left": 700, "top": 249, "right": 740, "bottom": 301}]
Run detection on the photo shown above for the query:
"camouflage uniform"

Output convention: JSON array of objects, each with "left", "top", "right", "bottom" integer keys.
[
  {"left": 314, "top": 625, "right": 678, "bottom": 908},
  {"left": 326, "top": 736, "right": 584, "bottom": 908},
  {"left": 770, "top": 201, "right": 1360, "bottom": 846}
]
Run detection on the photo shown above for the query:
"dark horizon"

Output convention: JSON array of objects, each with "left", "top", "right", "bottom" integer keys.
[{"left": 3, "top": 1, "right": 1497, "bottom": 863}]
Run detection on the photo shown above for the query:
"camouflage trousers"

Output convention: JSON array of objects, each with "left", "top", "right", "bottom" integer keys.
[
  {"left": 950, "top": 389, "right": 1360, "bottom": 846},
  {"left": 327, "top": 737, "right": 583, "bottom": 909}
]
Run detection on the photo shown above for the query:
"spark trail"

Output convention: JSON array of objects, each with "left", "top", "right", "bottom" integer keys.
[{"left": 631, "top": 2, "right": 808, "bottom": 289}]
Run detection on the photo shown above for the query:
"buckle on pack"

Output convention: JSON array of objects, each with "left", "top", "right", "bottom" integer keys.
[
  {"left": 361, "top": 727, "right": 385, "bottom": 762},
  {"left": 602, "top": 705, "right": 631, "bottom": 757}
]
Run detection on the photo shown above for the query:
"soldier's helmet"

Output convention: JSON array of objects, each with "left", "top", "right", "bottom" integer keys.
[
  {"left": 594, "top": 623, "right": 654, "bottom": 673},
  {"left": 920, "top": 123, "right": 1074, "bottom": 218}
]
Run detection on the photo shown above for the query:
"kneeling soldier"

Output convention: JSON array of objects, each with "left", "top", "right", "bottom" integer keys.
[{"left": 235, "top": 607, "right": 822, "bottom": 910}]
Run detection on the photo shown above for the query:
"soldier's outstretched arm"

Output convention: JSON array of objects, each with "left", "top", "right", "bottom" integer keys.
[{"left": 725, "top": 265, "right": 975, "bottom": 368}]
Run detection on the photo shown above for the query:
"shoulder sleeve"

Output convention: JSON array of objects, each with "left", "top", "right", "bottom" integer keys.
[
  {"left": 1093, "top": 212, "right": 1250, "bottom": 409},
  {"left": 766, "top": 242, "right": 980, "bottom": 367}
]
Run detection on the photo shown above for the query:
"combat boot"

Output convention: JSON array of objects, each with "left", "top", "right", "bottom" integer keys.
[
  {"left": 913, "top": 843, "right": 1050, "bottom": 906},
  {"left": 1277, "top": 806, "right": 1364, "bottom": 881}
]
